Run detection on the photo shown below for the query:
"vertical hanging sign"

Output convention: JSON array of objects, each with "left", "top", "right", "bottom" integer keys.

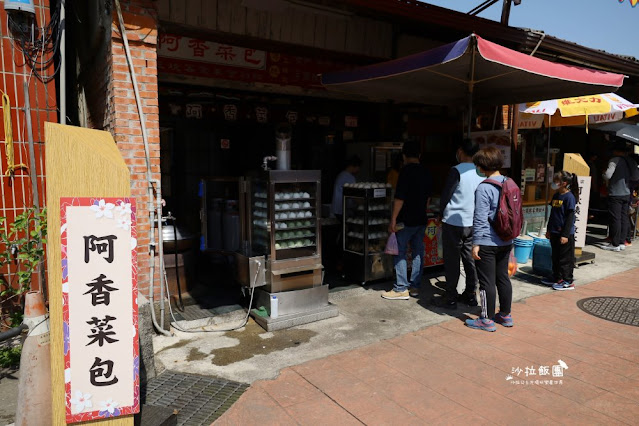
[
  {"left": 574, "top": 177, "right": 591, "bottom": 248},
  {"left": 60, "top": 197, "right": 139, "bottom": 423}
]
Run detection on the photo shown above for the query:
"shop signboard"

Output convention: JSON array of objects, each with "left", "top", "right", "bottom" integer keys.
[
  {"left": 470, "top": 130, "right": 512, "bottom": 168},
  {"left": 158, "top": 33, "right": 348, "bottom": 89},
  {"left": 60, "top": 197, "right": 139, "bottom": 423},
  {"left": 574, "top": 176, "right": 591, "bottom": 248},
  {"left": 158, "top": 35, "right": 266, "bottom": 69}
]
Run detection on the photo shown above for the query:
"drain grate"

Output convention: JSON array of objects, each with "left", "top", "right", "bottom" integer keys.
[
  {"left": 173, "top": 304, "right": 243, "bottom": 322},
  {"left": 144, "top": 371, "right": 248, "bottom": 425},
  {"left": 577, "top": 297, "right": 639, "bottom": 327}
]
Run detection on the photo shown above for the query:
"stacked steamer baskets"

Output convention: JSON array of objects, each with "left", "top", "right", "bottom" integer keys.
[
  {"left": 272, "top": 191, "right": 316, "bottom": 251},
  {"left": 252, "top": 191, "right": 316, "bottom": 251}
]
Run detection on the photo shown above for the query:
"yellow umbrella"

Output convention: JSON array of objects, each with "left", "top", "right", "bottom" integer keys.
[{"left": 519, "top": 93, "right": 639, "bottom": 130}]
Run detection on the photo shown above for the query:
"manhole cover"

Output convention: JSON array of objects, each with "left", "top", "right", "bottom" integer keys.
[
  {"left": 577, "top": 297, "right": 639, "bottom": 327},
  {"left": 144, "top": 371, "right": 248, "bottom": 425}
]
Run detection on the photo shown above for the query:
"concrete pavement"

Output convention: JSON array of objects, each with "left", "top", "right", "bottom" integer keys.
[
  {"left": 215, "top": 267, "right": 639, "bottom": 425},
  {"left": 153, "top": 243, "right": 639, "bottom": 385}
]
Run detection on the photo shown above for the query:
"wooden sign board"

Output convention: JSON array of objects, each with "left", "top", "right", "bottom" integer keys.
[
  {"left": 46, "top": 122, "right": 135, "bottom": 425},
  {"left": 61, "top": 198, "right": 139, "bottom": 423},
  {"left": 563, "top": 153, "right": 590, "bottom": 177}
]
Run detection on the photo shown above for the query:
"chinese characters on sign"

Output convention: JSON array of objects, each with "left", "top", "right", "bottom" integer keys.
[
  {"left": 158, "top": 33, "right": 347, "bottom": 90},
  {"left": 61, "top": 197, "right": 139, "bottom": 423},
  {"left": 523, "top": 205, "right": 549, "bottom": 236},
  {"left": 158, "top": 34, "right": 266, "bottom": 70},
  {"left": 506, "top": 360, "right": 568, "bottom": 386},
  {"left": 574, "top": 176, "right": 591, "bottom": 248},
  {"left": 423, "top": 219, "right": 444, "bottom": 267}
]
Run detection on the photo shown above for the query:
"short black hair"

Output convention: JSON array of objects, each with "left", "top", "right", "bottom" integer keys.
[
  {"left": 346, "top": 155, "right": 362, "bottom": 168},
  {"left": 402, "top": 140, "right": 421, "bottom": 158},
  {"left": 473, "top": 146, "right": 504, "bottom": 172},
  {"left": 459, "top": 138, "right": 480, "bottom": 157}
]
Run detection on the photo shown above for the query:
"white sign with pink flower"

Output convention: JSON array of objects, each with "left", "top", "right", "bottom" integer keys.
[{"left": 60, "top": 197, "right": 139, "bottom": 423}]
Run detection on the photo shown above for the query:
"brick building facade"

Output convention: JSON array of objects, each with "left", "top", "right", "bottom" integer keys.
[
  {"left": 0, "top": 0, "right": 56, "bottom": 295},
  {"left": 109, "top": 0, "right": 160, "bottom": 297}
]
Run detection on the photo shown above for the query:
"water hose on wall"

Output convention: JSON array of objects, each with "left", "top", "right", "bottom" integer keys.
[{"left": 114, "top": 0, "right": 171, "bottom": 336}]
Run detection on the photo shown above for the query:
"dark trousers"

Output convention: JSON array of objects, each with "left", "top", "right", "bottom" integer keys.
[
  {"left": 442, "top": 223, "right": 477, "bottom": 301},
  {"left": 608, "top": 196, "right": 630, "bottom": 246},
  {"left": 549, "top": 234, "right": 575, "bottom": 282},
  {"left": 476, "top": 245, "right": 513, "bottom": 319}
]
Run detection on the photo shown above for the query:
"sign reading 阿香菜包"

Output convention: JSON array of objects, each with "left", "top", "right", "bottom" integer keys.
[{"left": 61, "top": 197, "right": 139, "bottom": 423}]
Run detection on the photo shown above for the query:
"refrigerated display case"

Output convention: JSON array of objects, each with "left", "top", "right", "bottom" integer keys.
[{"left": 342, "top": 182, "right": 394, "bottom": 284}]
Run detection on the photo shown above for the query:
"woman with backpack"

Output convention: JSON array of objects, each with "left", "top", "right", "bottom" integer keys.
[{"left": 466, "top": 147, "right": 517, "bottom": 332}]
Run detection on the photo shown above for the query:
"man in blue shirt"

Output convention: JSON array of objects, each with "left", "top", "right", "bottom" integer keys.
[{"left": 433, "top": 139, "right": 484, "bottom": 309}]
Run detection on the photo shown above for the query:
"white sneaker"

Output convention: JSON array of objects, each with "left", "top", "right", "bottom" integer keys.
[{"left": 599, "top": 243, "right": 621, "bottom": 252}]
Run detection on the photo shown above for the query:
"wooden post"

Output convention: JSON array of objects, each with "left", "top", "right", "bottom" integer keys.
[{"left": 46, "top": 122, "right": 133, "bottom": 425}]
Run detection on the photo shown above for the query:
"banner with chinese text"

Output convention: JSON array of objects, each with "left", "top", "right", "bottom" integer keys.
[
  {"left": 423, "top": 219, "right": 444, "bottom": 267},
  {"left": 158, "top": 33, "right": 349, "bottom": 89},
  {"left": 61, "top": 197, "right": 139, "bottom": 423},
  {"left": 575, "top": 177, "right": 591, "bottom": 248}
]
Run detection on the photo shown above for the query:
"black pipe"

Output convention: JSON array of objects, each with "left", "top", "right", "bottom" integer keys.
[{"left": 0, "top": 323, "right": 27, "bottom": 342}]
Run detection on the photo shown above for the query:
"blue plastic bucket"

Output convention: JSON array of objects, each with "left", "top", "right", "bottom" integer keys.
[
  {"left": 532, "top": 238, "right": 553, "bottom": 276},
  {"left": 513, "top": 237, "right": 534, "bottom": 264},
  {"left": 528, "top": 233, "right": 549, "bottom": 260}
]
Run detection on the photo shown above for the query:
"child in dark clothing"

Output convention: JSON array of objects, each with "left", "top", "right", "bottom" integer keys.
[{"left": 544, "top": 171, "right": 579, "bottom": 291}]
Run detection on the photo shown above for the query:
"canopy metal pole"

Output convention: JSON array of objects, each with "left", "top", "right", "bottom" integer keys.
[
  {"left": 544, "top": 116, "right": 552, "bottom": 223},
  {"left": 467, "top": 37, "right": 477, "bottom": 138}
]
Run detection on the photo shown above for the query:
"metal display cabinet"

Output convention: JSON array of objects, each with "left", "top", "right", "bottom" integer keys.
[
  {"left": 244, "top": 170, "right": 337, "bottom": 331},
  {"left": 342, "top": 183, "right": 394, "bottom": 284},
  {"left": 249, "top": 170, "right": 322, "bottom": 290}
]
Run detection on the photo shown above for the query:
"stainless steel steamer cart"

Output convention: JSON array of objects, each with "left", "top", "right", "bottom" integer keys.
[
  {"left": 342, "top": 183, "right": 394, "bottom": 284},
  {"left": 235, "top": 170, "right": 337, "bottom": 331}
]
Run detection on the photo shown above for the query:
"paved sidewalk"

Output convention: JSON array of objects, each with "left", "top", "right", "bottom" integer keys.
[{"left": 215, "top": 268, "right": 639, "bottom": 425}]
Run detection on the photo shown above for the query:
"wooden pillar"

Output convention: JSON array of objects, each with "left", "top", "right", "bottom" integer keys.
[{"left": 45, "top": 122, "right": 133, "bottom": 425}]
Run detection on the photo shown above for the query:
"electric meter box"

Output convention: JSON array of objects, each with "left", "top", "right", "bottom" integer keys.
[{"left": 4, "top": 0, "right": 36, "bottom": 14}]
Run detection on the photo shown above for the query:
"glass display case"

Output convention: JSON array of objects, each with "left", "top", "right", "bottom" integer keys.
[
  {"left": 248, "top": 170, "right": 322, "bottom": 284},
  {"left": 342, "top": 183, "right": 394, "bottom": 284}
]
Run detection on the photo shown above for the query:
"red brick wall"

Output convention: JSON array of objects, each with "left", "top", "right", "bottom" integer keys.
[
  {"left": 0, "top": 0, "right": 57, "bottom": 293},
  {"left": 109, "top": 0, "right": 160, "bottom": 297}
]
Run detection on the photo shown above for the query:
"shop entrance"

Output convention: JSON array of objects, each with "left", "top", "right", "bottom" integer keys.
[{"left": 157, "top": 83, "right": 400, "bottom": 317}]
